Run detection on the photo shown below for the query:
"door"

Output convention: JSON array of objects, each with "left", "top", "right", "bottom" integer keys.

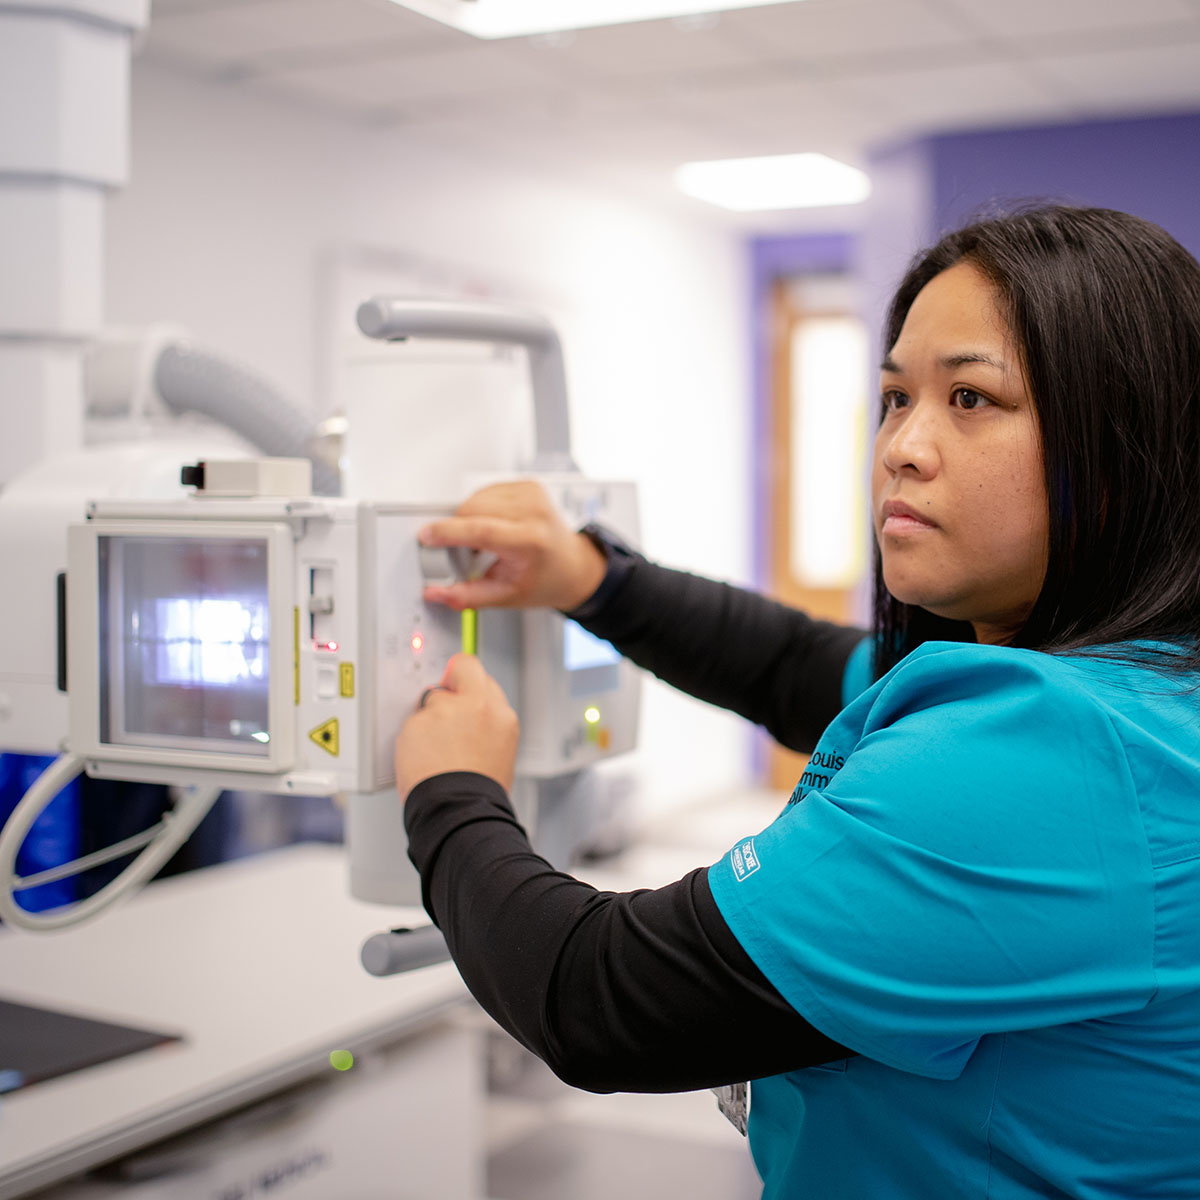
[{"left": 765, "top": 275, "right": 869, "bottom": 790}]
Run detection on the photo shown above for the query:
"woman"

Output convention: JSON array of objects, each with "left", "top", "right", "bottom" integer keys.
[{"left": 396, "top": 206, "right": 1200, "bottom": 1198}]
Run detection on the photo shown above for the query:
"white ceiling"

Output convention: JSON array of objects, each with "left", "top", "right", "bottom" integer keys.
[{"left": 140, "top": 0, "right": 1200, "bottom": 229}]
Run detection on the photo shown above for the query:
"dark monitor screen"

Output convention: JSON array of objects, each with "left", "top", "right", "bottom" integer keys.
[{"left": 0, "top": 997, "right": 179, "bottom": 1090}]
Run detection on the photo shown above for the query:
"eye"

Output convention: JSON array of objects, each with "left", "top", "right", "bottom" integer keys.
[
  {"left": 952, "top": 387, "right": 992, "bottom": 411},
  {"left": 881, "top": 388, "right": 909, "bottom": 415}
]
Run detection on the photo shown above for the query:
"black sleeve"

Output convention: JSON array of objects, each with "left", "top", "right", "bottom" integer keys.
[
  {"left": 564, "top": 542, "right": 868, "bottom": 754},
  {"left": 406, "top": 772, "right": 852, "bottom": 1094}
]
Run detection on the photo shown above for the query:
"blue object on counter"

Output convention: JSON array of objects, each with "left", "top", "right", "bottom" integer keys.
[{"left": 0, "top": 753, "right": 79, "bottom": 914}]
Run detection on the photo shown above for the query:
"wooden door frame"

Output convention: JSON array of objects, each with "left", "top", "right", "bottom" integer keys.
[{"left": 765, "top": 278, "right": 857, "bottom": 790}]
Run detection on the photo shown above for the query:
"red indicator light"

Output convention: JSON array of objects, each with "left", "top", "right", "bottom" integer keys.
[
  {"left": 411, "top": 633, "right": 424, "bottom": 653},
  {"left": 315, "top": 641, "right": 339, "bottom": 652}
]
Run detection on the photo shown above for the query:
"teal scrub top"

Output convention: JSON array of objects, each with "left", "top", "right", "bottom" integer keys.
[{"left": 709, "top": 640, "right": 1200, "bottom": 1199}]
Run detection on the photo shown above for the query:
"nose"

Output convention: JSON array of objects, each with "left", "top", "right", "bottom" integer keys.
[{"left": 878, "top": 400, "right": 940, "bottom": 478}]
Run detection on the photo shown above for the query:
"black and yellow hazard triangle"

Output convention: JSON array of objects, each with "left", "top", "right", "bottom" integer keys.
[{"left": 309, "top": 717, "right": 340, "bottom": 756}]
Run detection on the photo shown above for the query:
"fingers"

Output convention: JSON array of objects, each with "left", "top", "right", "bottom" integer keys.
[
  {"left": 408, "top": 656, "right": 485, "bottom": 717},
  {"left": 419, "top": 480, "right": 557, "bottom": 551},
  {"left": 418, "top": 481, "right": 584, "bottom": 611},
  {"left": 422, "top": 578, "right": 519, "bottom": 611},
  {"left": 455, "top": 480, "right": 551, "bottom": 518},
  {"left": 440, "top": 652, "right": 488, "bottom": 692},
  {"left": 418, "top": 684, "right": 451, "bottom": 709},
  {"left": 418, "top": 516, "right": 525, "bottom": 553},
  {"left": 396, "top": 650, "right": 519, "bottom": 795}
]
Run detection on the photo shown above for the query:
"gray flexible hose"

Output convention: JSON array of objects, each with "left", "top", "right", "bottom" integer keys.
[{"left": 154, "top": 343, "right": 340, "bottom": 495}]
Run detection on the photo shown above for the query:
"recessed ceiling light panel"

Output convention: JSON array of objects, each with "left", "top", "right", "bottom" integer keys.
[
  {"left": 675, "top": 153, "right": 871, "bottom": 212},
  {"left": 389, "top": 0, "right": 809, "bottom": 40}
]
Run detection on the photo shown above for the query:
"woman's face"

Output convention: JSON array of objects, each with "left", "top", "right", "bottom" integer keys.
[{"left": 871, "top": 261, "right": 1049, "bottom": 645}]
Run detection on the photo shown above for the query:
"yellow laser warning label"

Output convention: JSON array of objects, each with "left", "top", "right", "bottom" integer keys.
[
  {"left": 309, "top": 717, "right": 340, "bottom": 756},
  {"left": 339, "top": 662, "right": 355, "bottom": 698}
]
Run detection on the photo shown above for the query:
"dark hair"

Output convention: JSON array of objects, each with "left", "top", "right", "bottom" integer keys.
[{"left": 873, "top": 205, "right": 1200, "bottom": 677}]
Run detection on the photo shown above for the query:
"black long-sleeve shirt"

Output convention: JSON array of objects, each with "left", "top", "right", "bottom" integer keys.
[{"left": 405, "top": 551, "right": 867, "bottom": 1093}]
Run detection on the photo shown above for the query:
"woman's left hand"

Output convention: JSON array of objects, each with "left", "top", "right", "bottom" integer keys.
[{"left": 395, "top": 654, "right": 520, "bottom": 799}]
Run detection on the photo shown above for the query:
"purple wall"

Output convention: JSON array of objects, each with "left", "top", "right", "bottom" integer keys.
[
  {"left": 930, "top": 110, "right": 1200, "bottom": 258},
  {"left": 856, "top": 108, "right": 1200, "bottom": 339}
]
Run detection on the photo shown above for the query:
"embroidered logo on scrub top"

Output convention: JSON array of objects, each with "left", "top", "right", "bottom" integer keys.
[
  {"left": 731, "top": 838, "right": 761, "bottom": 882},
  {"left": 786, "top": 747, "right": 847, "bottom": 807}
]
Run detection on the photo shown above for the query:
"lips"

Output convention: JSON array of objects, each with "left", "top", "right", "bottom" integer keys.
[{"left": 880, "top": 498, "right": 938, "bottom": 531}]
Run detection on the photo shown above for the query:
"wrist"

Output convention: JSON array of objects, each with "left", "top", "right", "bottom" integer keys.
[
  {"left": 558, "top": 530, "right": 608, "bottom": 611},
  {"left": 561, "top": 523, "right": 639, "bottom": 620}
]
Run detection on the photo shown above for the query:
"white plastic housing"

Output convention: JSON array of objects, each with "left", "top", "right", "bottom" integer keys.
[
  {"left": 0, "top": 5, "right": 141, "bottom": 185},
  {"left": 188, "top": 458, "right": 313, "bottom": 498},
  {"left": 0, "top": 184, "right": 104, "bottom": 337},
  {"left": 0, "top": 436, "right": 256, "bottom": 756},
  {"left": 0, "top": 343, "right": 86, "bottom": 489},
  {"left": 63, "top": 496, "right": 525, "bottom": 797},
  {"left": 0, "top": 0, "right": 148, "bottom": 484}
]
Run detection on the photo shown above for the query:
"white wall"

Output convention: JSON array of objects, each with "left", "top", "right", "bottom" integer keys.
[{"left": 104, "top": 61, "right": 758, "bottom": 819}]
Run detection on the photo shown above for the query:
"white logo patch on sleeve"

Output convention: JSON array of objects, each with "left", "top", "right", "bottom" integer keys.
[{"left": 731, "top": 838, "right": 761, "bottom": 882}]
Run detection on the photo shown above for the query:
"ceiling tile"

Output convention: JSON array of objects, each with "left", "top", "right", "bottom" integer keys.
[
  {"left": 542, "top": 82, "right": 677, "bottom": 120},
  {"left": 669, "top": 67, "right": 843, "bottom": 112},
  {"left": 134, "top": 0, "right": 1200, "bottom": 216},
  {"left": 932, "top": 0, "right": 1200, "bottom": 39},
  {"left": 847, "top": 58, "right": 1076, "bottom": 138},
  {"left": 148, "top": 0, "right": 251, "bottom": 10},
  {"left": 499, "top": 17, "right": 765, "bottom": 82},
  {"left": 992, "top": 16, "right": 1200, "bottom": 68},
  {"left": 1030, "top": 40, "right": 1200, "bottom": 112},
  {"left": 258, "top": 42, "right": 561, "bottom": 113},
  {"left": 144, "top": 0, "right": 461, "bottom": 68},
  {"left": 576, "top": 117, "right": 743, "bottom": 165},
  {"left": 665, "top": 73, "right": 862, "bottom": 142},
  {"left": 722, "top": 0, "right": 980, "bottom": 60},
  {"left": 427, "top": 89, "right": 725, "bottom": 158}
]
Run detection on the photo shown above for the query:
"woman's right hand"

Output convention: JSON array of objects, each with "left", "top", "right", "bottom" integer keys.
[{"left": 418, "top": 481, "right": 608, "bottom": 612}]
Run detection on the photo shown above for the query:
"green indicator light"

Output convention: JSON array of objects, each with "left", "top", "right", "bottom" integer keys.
[
  {"left": 584, "top": 706, "right": 601, "bottom": 724},
  {"left": 329, "top": 1050, "right": 354, "bottom": 1072}
]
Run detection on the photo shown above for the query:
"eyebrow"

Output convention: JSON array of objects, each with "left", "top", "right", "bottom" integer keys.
[{"left": 880, "top": 351, "right": 1011, "bottom": 373}]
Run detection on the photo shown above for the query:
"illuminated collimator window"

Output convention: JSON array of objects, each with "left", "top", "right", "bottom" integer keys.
[
  {"left": 99, "top": 535, "right": 272, "bottom": 755},
  {"left": 154, "top": 597, "right": 267, "bottom": 687},
  {"left": 789, "top": 313, "right": 869, "bottom": 588}
]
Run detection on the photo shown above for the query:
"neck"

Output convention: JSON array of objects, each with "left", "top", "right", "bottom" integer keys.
[{"left": 971, "top": 621, "right": 1019, "bottom": 646}]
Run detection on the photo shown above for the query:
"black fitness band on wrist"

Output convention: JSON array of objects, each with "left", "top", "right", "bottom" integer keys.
[{"left": 562, "top": 522, "right": 640, "bottom": 622}]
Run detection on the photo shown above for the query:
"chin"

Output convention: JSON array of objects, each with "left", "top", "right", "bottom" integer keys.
[
  {"left": 884, "top": 585, "right": 969, "bottom": 625},
  {"left": 882, "top": 569, "right": 945, "bottom": 610}
]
